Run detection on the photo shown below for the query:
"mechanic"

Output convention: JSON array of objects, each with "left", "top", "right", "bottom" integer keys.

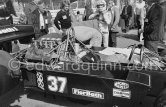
[
  {"left": 143, "top": 0, "right": 162, "bottom": 53},
  {"left": 89, "top": 0, "right": 112, "bottom": 47},
  {"left": 74, "top": 26, "right": 102, "bottom": 48},
  {"left": 54, "top": 0, "right": 76, "bottom": 35}
]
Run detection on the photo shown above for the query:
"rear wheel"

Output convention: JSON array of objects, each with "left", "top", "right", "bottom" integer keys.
[
  {"left": 0, "top": 50, "right": 19, "bottom": 96},
  {"left": 154, "top": 90, "right": 166, "bottom": 107}
]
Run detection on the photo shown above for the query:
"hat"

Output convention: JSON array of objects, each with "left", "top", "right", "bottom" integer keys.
[
  {"left": 95, "top": 0, "right": 107, "bottom": 11},
  {"left": 60, "top": 0, "right": 70, "bottom": 9}
]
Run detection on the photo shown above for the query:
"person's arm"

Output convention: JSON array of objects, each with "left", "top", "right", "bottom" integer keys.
[
  {"left": 54, "top": 12, "right": 61, "bottom": 30},
  {"left": 140, "top": 8, "right": 146, "bottom": 30},
  {"left": 128, "top": 5, "right": 132, "bottom": 18},
  {"left": 144, "top": 5, "right": 161, "bottom": 34},
  {"left": 121, "top": 6, "right": 125, "bottom": 17},
  {"left": 103, "top": 11, "right": 112, "bottom": 25},
  {"left": 150, "top": 5, "right": 162, "bottom": 30},
  {"left": 70, "top": 9, "right": 77, "bottom": 22},
  {"left": 89, "top": 13, "right": 98, "bottom": 20}
]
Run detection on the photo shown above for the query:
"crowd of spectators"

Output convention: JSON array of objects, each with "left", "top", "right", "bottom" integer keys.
[{"left": 12, "top": 0, "right": 166, "bottom": 54}]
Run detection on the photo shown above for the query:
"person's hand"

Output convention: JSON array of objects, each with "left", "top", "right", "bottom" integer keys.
[
  {"left": 89, "top": 12, "right": 99, "bottom": 19},
  {"left": 145, "top": 18, "right": 148, "bottom": 22},
  {"left": 59, "top": 29, "right": 63, "bottom": 34},
  {"left": 139, "top": 29, "right": 144, "bottom": 34},
  {"left": 86, "top": 45, "right": 92, "bottom": 49},
  {"left": 111, "top": 25, "right": 116, "bottom": 29}
]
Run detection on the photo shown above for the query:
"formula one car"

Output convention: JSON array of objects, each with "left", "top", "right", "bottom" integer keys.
[
  {"left": 2, "top": 23, "right": 166, "bottom": 106},
  {"left": 7, "top": 27, "right": 153, "bottom": 107}
]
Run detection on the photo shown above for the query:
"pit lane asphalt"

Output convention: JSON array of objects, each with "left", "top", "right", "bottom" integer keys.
[{"left": 0, "top": 30, "right": 155, "bottom": 107}]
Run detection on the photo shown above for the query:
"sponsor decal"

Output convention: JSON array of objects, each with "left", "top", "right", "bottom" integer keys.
[
  {"left": 72, "top": 88, "right": 104, "bottom": 99},
  {"left": 114, "top": 82, "right": 129, "bottom": 89},
  {"left": 36, "top": 72, "right": 45, "bottom": 90},
  {"left": 0, "top": 27, "right": 18, "bottom": 34},
  {"left": 113, "top": 88, "right": 131, "bottom": 99}
]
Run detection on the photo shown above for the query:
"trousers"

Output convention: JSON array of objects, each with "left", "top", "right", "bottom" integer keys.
[{"left": 102, "top": 32, "right": 109, "bottom": 47}]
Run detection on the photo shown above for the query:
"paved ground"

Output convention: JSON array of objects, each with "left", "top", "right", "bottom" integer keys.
[{"left": 0, "top": 30, "right": 156, "bottom": 107}]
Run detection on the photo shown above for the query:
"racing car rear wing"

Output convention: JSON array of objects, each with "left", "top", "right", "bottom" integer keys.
[{"left": 0, "top": 25, "right": 35, "bottom": 42}]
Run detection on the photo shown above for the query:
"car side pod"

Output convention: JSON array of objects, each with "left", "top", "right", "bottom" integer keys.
[
  {"left": 108, "top": 70, "right": 151, "bottom": 107},
  {"left": 21, "top": 60, "right": 151, "bottom": 107},
  {"left": 0, "top": 50, "right": 19, "bottom": 96}
]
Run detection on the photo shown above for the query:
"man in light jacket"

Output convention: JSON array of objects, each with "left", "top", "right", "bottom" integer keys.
[{"left": 108, "top": 0, "right": 120, "bottom": 47}]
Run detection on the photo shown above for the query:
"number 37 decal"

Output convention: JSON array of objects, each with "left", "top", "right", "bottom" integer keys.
[{"left": 47, "top": 76, "right": 67, "bottom": 93}]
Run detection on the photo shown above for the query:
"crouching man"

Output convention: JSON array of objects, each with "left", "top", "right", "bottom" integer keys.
[{"left": 74, "top": 26, "right": 102, "bottom": 48}]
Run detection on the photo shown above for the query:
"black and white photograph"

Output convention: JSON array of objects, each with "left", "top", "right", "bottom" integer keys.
[{"left": 0, "top": 0, "right": 166, "bottom": 107}]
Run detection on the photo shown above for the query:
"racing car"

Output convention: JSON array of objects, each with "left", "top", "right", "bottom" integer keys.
[
  {"left": 1, "top": 20, "right": 165, "bottom": 106},
  {"left": 6, "top": 27, "right": 153, "bottom": 107}
]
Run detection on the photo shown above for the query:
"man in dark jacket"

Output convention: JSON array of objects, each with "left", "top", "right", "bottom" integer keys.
[
  {"left": 159, "top": 0, "right": 166, "bottom": 42},
  {"left": 54, "top": 0, "right": 72, "bottom": 35},
  {"left": 24, "top": 0, "right": 48, "bottom": 39},
  {"left": 143, "top": 0, "right": 162, "bottom": 53},
  {"left": 121, "top": 0, "right": 132, "bottom": 32}
]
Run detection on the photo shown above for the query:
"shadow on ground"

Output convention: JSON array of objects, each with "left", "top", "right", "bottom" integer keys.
[
  {"left": 117, "top": 30, "right": 139, "bottom": 42},
  {"left": 0, "top": 82, "right": 24, "bottom": 107},
  {"left": 25, "top": 89, "right": 109, "bottom": 107}
]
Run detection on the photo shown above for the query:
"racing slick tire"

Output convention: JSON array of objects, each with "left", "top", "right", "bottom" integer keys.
[
  {"left": 154, "top": 89, "right": 166, "bottom": 107},
  {"left": 0, "top": 50, "right": 19, "bottom": 96}
]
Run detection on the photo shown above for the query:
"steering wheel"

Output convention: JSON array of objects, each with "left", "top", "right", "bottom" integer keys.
[
  {"left": 81, "top": 51, "right": 100, "bottom": 63},
  {"left": 128, "top": 44, "right": 137, "bottom": 61}
]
